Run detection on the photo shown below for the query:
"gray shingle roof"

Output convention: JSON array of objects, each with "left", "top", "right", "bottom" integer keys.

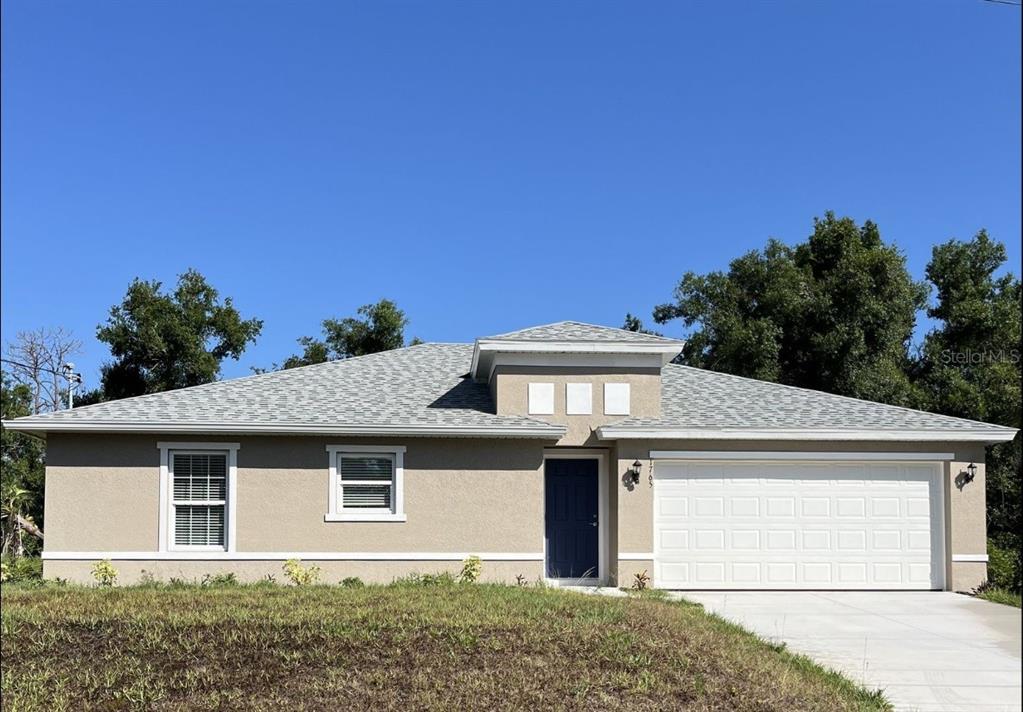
[
  {"left": 605, "top": 364, "right": 1017, "bottom": 436},
  {"left": 3, "top": 344, "right": 564, "bottom": 437},
  {"left": 3, "top": 338, "right": 1013, "bottom": 441},
  {"left": 483, "top": 321, "right": 683, "bottom": 344}
]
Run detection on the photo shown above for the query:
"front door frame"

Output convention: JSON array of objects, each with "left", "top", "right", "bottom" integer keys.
[{"left": 543, "top": 449, "right": 609, "bottom": 586}]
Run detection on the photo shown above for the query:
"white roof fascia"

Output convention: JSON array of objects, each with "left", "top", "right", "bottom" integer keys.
[
  {"left": 471, "top": 339, "right": 683, "bottom": 379},
  {"left": 596, "top": 426, "right": 1019, "bottom": 444},
  {"left": 1, "top": 419, "right": 567, "bottom": 439}
]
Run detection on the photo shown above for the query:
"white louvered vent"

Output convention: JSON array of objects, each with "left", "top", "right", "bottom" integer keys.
[{"left": 172, "top": 452, "right": 228, "bottom": 548}]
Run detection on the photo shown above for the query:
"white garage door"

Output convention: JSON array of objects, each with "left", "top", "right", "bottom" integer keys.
[{"left": 653, "top": 460, "right": 944, "bottom": 590}]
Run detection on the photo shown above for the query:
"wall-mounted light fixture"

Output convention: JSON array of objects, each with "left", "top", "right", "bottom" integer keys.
[
  {"left": 964, "top": 462, "right": 977, "bottom": 484},
  {"left": 628, "top": 460, "right": 643, "bottom": 485}
]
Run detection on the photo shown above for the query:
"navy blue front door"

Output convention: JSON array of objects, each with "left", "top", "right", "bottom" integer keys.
[{"left": 545, "top": 458, "right": 599, "bottom": 578}]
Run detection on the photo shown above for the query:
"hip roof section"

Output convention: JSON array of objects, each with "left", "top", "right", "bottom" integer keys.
[{"left": 2, "top": 327, "right": 1016, "bottom": 443}]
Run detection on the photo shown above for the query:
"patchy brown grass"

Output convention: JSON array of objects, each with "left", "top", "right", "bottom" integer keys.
[{"left": 1, "top": 583, "right": 890, "bottom": 711}]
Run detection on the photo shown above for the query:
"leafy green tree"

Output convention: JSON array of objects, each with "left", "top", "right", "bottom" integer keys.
[
  {"left": 916, "top": 231, "right": 1021, "bottom": 583},
  {"left": 275, "top": 299, "right": 415, "bottom": 370},
  {"left": 97, "top": 269, "right": 263, "bottom": 398},
  {"left": 1, "top": 373, "right": 45, "bottom": 555},
  {"left": 622, "top": 313, "right": 663, "bottom": 336},
  {"left": 278, "top": 337, "right": 332, "bottom": 370},
  {"left": 654, "top": 213, "right": 927, "bottom": 405}
]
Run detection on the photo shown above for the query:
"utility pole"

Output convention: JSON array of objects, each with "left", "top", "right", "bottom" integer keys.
[{"left": 62, "top": 362, "right": 82, "bottom": 409}]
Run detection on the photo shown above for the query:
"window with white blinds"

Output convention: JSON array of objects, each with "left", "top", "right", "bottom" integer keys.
[
  {"left": 339, "top": 453, "right": 395, "bottom": 511},
  {"left": 171, "top": 451, "right": 228, "bottom": 548}
]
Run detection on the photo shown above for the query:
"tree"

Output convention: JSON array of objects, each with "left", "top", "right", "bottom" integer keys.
[
  {"left": 622, "top": 313, "right": 663, "bottom": 336},
  {"left": 97, "top": 269, "right": 263, "bottom": 398},
  {"left": 3, "top": 327, "right": 82, "bottom": 413},
  {"left": 1, "top": 373, "right": 46, "bottom": 556},
  {"left": 654, "top": 213, "right": 927, "bottom": 405},
  {"left": 916, "top": 231, "right": 1021, "bottom": 584},
  {"left": 273, "top": 299, "right": 415, "bottom": 370}
]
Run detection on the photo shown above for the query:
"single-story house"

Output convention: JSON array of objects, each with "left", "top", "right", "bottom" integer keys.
[{"left": 3, "top": 321, "right": 1017, "bottom": 590}]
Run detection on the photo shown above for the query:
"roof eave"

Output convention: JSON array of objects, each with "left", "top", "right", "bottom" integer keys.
[
  {"left": 0, "top": 419, "right": 567, "bottom": 440},
  {"left": 470, "top": 339, "right": 684, "bottom": 379},
  {"left": 596, "top": 426, "right": 1019, "bottom": 444}
]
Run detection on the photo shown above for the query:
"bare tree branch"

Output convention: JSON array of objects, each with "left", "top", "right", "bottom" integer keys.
[{"left": 4, "top": 327, "right": 83, "bottom": 413}]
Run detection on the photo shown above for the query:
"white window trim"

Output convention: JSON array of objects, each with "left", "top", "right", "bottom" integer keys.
[
  {"left": 158, "top": 442, "right": 239, "bottom": 554},
  {"left": 325, "top": 444, "right": 407, "bottom": 522}
]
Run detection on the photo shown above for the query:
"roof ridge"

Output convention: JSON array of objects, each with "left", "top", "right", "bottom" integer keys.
[
  {"left": 484, "top": 319, "right": 682, "bottom": 342},
  {"left": 664, "top": 363, "right": 1018, "bottom": 431}
]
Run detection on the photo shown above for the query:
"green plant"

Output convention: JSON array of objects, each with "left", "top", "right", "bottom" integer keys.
[
  {"left": 632, "top": 570, "right": 650, "bottom": 591},
  {"left": 282, "top": 559, "right": 320, "bottom": 586},
  {"left": 974, "top": 585, "right": 1022, "bottom": 608},
  {"left": 987, "top": 538, "right": 1020, "bottom": 592},
  {"left": 91, "top": 559, "right": 118, "bottom": 587},
  {"left": 459, "top": 555, "right": 482, "bottom": 584},
  {"left": 339, "top": 576, "right": 364, "bottom": 588},
  {"left": 0, "top": 556, "right": 42, "bottom": 583},
  {"left": 201, "top": 572, "right": 239, "bottom": 587},
  {"left": 391, "top": 571, "right": 457, "bottom": 586}
]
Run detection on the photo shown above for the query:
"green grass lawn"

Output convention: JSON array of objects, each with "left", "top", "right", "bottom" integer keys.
[
  {"left": 1, "top": 582, "right": 890, "bottom": 711},
  {"left": 976, "top": 586, "right": 1022, "bottom": 608}
]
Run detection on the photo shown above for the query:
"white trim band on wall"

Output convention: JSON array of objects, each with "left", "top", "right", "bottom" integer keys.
[
  {"left": 41, "top": 551, "right": 546, "bottom": 562},
  {"left": 648, "top": 451, "right": 956, "bottom": 461},
  {"left": 951, "top": 554, "right": 989, "bottom": 563}
]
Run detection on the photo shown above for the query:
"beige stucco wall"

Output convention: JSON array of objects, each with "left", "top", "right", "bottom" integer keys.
[
  {"left": 492, "top": 366, "right": 661, "bottom": 446},
  {"left": 44, "top": 434, "right": 546, "bottom": 558},
  {"left": 45, "top": 435, "right": 163, "bottom": 551},
  {"left": 238, "top": 436, "right": 544, "bottom": 551},
  {"left": 613, "top": 439, "right": 989, "bottom": 592},
  {"left": 42, "top": 432, "right": 991, "bottom": 591}
]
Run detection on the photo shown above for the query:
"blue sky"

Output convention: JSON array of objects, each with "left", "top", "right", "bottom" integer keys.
[{"left": 2, "top": 1, "right": 1020, "bottom": 389}]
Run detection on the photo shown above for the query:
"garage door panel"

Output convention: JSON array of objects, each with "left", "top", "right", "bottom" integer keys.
[{"left": 653, "top": 461, "right": 942, "bottom": 590}]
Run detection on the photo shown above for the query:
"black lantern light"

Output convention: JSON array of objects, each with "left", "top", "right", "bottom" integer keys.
[
  {"left": 964, "top": 462, "right": 977, "bottom": 484},
  {"left": 628, "top": 460, "right": 643, "bottom": 485}
]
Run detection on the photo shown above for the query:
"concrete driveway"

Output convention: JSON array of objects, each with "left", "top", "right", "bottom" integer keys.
[{"left": 680, "top": 591, "right": 1021, "bottom": 712}]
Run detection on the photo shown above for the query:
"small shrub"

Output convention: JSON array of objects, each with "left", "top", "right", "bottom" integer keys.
[
  {"left": 974, "top": 585, "right": 1022, "bottom": 607},
  {"left": 201, "top": 572, "right": 239, "bottom": 587},
  {"left": 987, "top": 538, "right": 1020, "bottom": 592},
  {"left": 0, "top": 556, "right": 43, "bottom": 584},
  {"left": 632, "top": 570, "right": 651, "bottom": 591},
  {"left": 283, "top": 559, "right": 320, "bottom": 586},
  {"left": 91, "top": 559, "right": 118, "bottom": 587},
  {"left": 392, "top": 571, "right": 457, "bottom": 587},
  {"left": 459, "top": 555, "right": 482, "bottom": 584},
  {"left": 339, "top": 576, "right": 364, "bottom": 588}
]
